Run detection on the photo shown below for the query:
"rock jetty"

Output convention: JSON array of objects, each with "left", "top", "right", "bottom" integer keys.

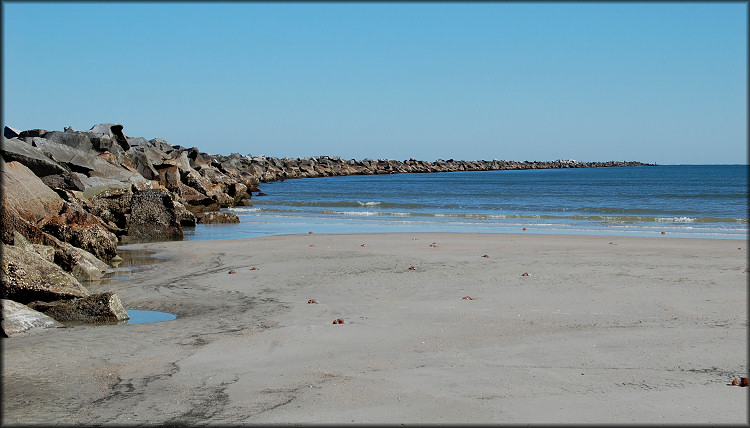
[{"left": 1, "top": 122, "right": 653, "bottom": 336}]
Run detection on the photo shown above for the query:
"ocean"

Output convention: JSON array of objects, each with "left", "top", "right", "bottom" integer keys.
[{"left": 183, "top": 165, "right": 747, "bottom": 241}]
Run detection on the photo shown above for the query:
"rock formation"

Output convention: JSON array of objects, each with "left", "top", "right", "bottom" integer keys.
[
  {"left": 28, "top": 292, "right": 129, "bottom": 324},
  {"left": 1, "top": 243, "right": 91, "bottom": 304},
  {"left": 1, "top": 299, "right": 65, "bottom": 337}
]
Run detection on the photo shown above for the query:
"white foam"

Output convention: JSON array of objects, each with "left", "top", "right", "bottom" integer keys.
[{"left": 656, "top": 217, "right": 696, "bottom": 223}]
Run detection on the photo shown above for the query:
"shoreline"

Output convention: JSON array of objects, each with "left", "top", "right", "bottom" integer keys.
[
  {"left": 3, "top": 232, "right": 747, "bottom": 424},
  {"left": 186, "top": 226, "right": 749, "bottom": 242}
]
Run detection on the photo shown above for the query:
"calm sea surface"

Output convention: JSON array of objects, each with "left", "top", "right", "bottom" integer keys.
[{"left": 184, "top": 165, "right": 747, "bottom": 241}]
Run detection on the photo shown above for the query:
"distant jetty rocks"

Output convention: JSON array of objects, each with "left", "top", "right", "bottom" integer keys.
[{"left": 236, "top": 155, "right": 653, "bottom": 181}]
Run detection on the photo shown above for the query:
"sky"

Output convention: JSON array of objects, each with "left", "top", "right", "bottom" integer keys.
[{"left": 2, "top": 2, "right": 747, "bottom": 164}]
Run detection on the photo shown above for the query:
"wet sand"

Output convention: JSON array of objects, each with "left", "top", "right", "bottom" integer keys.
[{"left": 2, "top": 233, "right": 747, "bottom": 424}]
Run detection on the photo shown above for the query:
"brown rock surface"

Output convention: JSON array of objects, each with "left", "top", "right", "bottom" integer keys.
[
  {"left": 1, "top": 244, "right": 90, "bottom": 304},
  {"left": 38, "top": 201, "right": 118, "bottom": 262},
  {"left": 1, "top": 159, "right": 64, "bottom": 222}
]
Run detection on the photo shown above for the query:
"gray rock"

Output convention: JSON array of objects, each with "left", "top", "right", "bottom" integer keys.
[
  {"left": 111, "top": 124, "right": 130, "bottom": 151},
  {"left": 31, "top": 137, "right": 95, "bottom": 173},
  {"left": 126, "top": 137, "right": 150, "bottom": 148},
  {"left": 187, "top": 147, "right": 212, "bottom": 169},
  {"left": 198, "top": 166, "right": 227, "bottom": 184},
  {"left": 88, "top": 123, "right": 122, "bottom": 137},
  {"left": 39, "top": 172, "right": 86, "bottom": 191},
  {"left": 228, "top": 182, "right": 248, "bottom": 198},
  {"left": 219, "top": 157, "right": 244, "bottom": 176},
  {"left": 32, "top": 137, "right": 145, "bottom": 184},
  {"left": 87, "top": 187, "right": 132, "bottom": 232},
  {"left": 12, "top": 232, "right": 54, "bottom": 262},
  {"left": 161, "top": 150, "right": 191, "bottom": 171},
  {"left": 1, "top": 299, "right": 65, "bottom": 337},
  {"left": 41, "top": 130, "right": 94, "bottom": 151},
  {"left": 78, "top": 176, "right": 134, "bottom": 198},
  {"left": 268, "top": 157, "right": 283, "bottom": 168},
  {"left": 18, "top": 129, "right": 47, "bottom": 138},
  {"left": 1, "top": 136, "right": 69, "bottom": 177},
  {"left": 149, "top": 138, "right": 173, "bottom": 152},
  {"left": 63, "top": 243, "right": 114, "bottom": 283},
  {"left": 126, "top": 145, "right": 165, "bottom": 180},
  {"left": 1, "top": 244, "right": 90, "bottom": 304},
  {"left": 88, "top": 133, "right": 114, "bottom": 151},
  {"left": 197, "top": 212, "right": 240, "bottom": 224},
  {"left": 4, "top": 126, "right": 21, "bottom": 139},
  {"left": 123, "top": 188, "right": 183, "bottom": 243},
  {"left": 173, "top": 200, "right": 197, "bottom": 227},
  {"left": 28, "top": 292, "right": 129, "bottom": 324},
  {"left": 85, "top": 124, "right": 130, "bottom": 151}
]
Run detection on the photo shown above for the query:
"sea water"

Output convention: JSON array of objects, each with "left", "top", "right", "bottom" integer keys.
[{"left": 183, "top": 165, "right": 747, "bottom": 240}]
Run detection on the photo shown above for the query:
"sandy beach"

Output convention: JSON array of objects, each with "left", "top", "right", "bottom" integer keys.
[{"left": 2, "top": 232, "right": 747, "bottom": 424}]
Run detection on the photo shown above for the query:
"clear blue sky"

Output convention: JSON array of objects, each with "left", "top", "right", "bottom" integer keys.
[{"left": 2, "top": 2, "right": 747, "bottom": 164}]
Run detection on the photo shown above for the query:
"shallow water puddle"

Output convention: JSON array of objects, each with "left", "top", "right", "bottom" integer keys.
[
  {"left": 107, "top": 248, "right": 177, "bottom": 325},
  {"left": 125, "top": 310, "right": 177, "bottom": 325},
  {"left": 95, "top": 248, "right": 168, "bottom": 285}
]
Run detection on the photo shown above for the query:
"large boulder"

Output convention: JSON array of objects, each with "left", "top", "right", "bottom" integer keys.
[
  {"left": 186, "top": 148, "right": 211, "bottom": 171},
  {"left": 149, "top": 138, "right": 173, "bottom": 153},
  {"left": 1, "top": 244, "right": 90, "bottom": 304},
  {"left": 28, "top": 292, "right": 129, "bottom": 324},
  {"left": 32, "top": 137, "right": 145, "bottom": 186},
  {"left": 1, "top": 299, "right": 65, "bottom": 337},
  {"left": 126, "top": 145, "right": 165, "bottom": 180},
  {"left": 57, "top": 241, "right": 113, "bottom": 283},
  {"left": 18, "top": 129, "right": 47, "bottom": 138},
  {"left": 38, "top": 200, "right": 118, "bottom": 262},
  {"left": 173, "top": 200, "right": 197, "bottom": 227},
  {"left": 1, "top": 200, "right": 57, "bottom": 248},
  {"left": 88, "top": 123, "right": 122, "bottom": 137},
  {"left": 181, "top": 169, "right": 214, "bottom": 195},
  {"left": 2, "top": 211, "right": 115, "bottom": 281},
  {"left": 1, "top": 159, "right": 65, "bottom": 222},
  {"left": 126, "top": 137, "right": 150, "bottom": 148},
  {"left": 87, "top": 187, "right": 132, "bottom": 233},
  {"left": 124, "top": 188, "right": 183, "bottom": 243},
  {"left": 98, "top": 124, "right": 130, "bottom": 151},
  {"left": 218, "top": 155, "right": 246, "bottom": 177},
  {"left": 155, "top": 164, "right": 181, "bottom": 190},
  {"left": 41, "top": 130, "right": 94, "bottom": 151},
  {"left": 227, "top": 182, "right": 250, "bottom": 206},
  {"left": 161, "top": 149, "right": 191, "bottom": 171},
  {"left": 4, "top": 126, "right": 21, "bottom": 139},
  {"left": 1, "top": 136, "right": 69, "bottom": 177},
  {"left": 39, "top": 172, "right": 86, "bottom": 191},
  {"left": 199, "top": 166, "right": 228, "bottom": 184},
  {"left": 88, "top": 134, "right": 128, "bottom": 164},
  {"left": 78, "top": 176, "right": 134, "bottom": 199},
  {"left": 172, "top": 180, "right": 212, "bottom": 206}
]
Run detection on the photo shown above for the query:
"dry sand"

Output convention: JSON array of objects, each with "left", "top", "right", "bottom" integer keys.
[{"left": 2, "top": 233, "right": 747, "bottom": 424}]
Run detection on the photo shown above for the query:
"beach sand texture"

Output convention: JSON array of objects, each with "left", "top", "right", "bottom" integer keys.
[{"left": 2, "top": 233, "right": 747, "bottom": 424}]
